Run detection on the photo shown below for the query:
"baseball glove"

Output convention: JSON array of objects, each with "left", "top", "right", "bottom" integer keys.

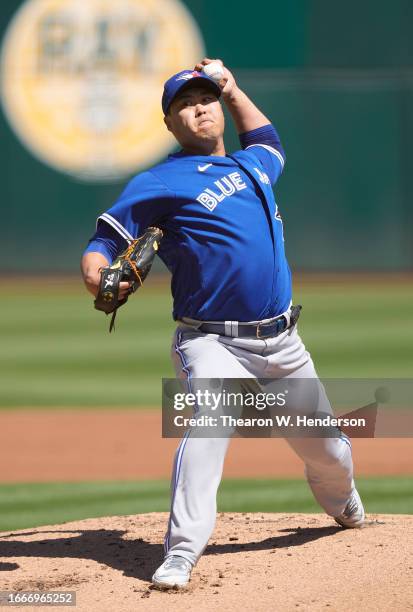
[{"left": 94, "top": 226, "right": 163, "bottom": 331}]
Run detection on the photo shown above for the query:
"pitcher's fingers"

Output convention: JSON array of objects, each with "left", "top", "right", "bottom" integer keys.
[
  {"left": 194, "top": 57, "right": 214, "bottom": 71},
  {"left": 118, "top": 281, "right": 131, "bottom": 299}
]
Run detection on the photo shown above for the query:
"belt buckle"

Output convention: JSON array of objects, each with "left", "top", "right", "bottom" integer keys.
[
  {"left": 256, "top": 320, "right": 275, "bottom": 339},
  {"left": 256, "top": 316, "right": 285, "bottom": 339},
  {"left": 256, "top": 323, "right": 265, "bottom": 339}
]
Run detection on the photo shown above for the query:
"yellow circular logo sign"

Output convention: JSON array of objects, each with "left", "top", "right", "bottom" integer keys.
[{"left": 0, "top": 0, "right": 204, "bottom": 181}]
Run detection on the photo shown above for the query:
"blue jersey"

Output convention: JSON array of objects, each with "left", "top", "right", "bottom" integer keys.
[{"left": 89, "top": 133, "right": 291, "bottom": 322}]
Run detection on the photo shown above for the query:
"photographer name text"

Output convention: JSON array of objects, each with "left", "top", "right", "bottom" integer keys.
[{"left": 173, "top": 415, "right": 366, "bottom": 428}]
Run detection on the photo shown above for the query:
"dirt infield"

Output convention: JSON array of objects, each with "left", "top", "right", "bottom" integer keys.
[
  {"left": 0, "top": 513, "right": 412, "bottom": 611},
  {"left": 1, "top": 411, "right": 412, "bottom": 610},
  {"left": 0, "top": 410, "right": 412, "bottom": 482}
]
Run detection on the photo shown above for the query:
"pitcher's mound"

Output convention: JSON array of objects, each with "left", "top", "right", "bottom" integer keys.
[{"left": 0, "top": 513, "right": 411, "bottom": 611}]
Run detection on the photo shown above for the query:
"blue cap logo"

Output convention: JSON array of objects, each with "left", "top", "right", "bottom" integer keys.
[{"left": 162, "top": 69, "right": 221, "bottom": 115}]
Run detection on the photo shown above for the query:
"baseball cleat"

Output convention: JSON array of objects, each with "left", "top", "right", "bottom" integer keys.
[
  {"left": 151, "top": 555, "right": 193, "bottom": 589},
  {"left": 334, "top": 489, "right": 365, "bottom": 528}
]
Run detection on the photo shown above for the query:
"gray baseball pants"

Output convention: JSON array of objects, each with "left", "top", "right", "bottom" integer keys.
[{"left": 163, "top": 323, "right": 354, "bottom": 566}]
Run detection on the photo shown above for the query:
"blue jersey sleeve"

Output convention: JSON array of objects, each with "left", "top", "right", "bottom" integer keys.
[
  {"left": 97, "top": 170, "right": 172, "bottom": 242},
  {"left": 83, "top": 222, "right": 127, "bottom": 263},
  {"left": 239, "top": 124, "right": 285, "bottom": 185}
]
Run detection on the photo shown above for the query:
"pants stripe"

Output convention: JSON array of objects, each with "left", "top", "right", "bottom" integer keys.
[
  {"left": 164, "top": 430, "right": 190, "bottom": 553},
  {"left": 340, "top": 431, "right": 352, "bottom": 449},
  {"left": 164, "top": 331, "right": 193, "bottom": 553}
]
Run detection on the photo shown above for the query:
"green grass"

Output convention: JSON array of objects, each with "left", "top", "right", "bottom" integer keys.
[
  {"left": 294, "top": 283, "right": 413, "bottom": 377},
  {"left": 0, "top": 277, "right": 412, "bottom": 407},
  {"left": 0, "top": 477, "right": 411, "bottom": 532},
  {"left": 0, "top": 280, "right": 176, "bottom": 407}
]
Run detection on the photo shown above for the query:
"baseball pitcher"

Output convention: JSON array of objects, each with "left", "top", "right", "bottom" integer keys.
[{"left": 81, "top": 59, "right": 365, "bottom": 589}]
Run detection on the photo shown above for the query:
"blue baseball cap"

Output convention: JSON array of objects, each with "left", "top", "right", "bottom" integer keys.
[{"left": 162, "top": 69, "right": 222, "bottom": 115}]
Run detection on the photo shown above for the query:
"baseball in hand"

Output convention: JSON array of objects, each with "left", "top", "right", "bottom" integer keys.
[{"left": 202, "top": 62, "right": 224, "bottom": 83}]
